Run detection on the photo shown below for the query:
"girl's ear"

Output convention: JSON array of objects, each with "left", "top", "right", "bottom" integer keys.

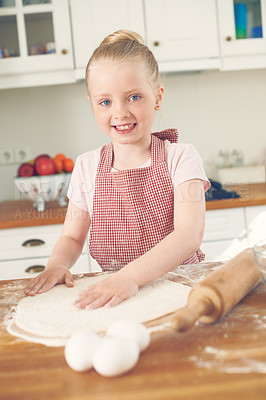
[{"left": 155, "top": 86, "right": 164, "bottom": 110}]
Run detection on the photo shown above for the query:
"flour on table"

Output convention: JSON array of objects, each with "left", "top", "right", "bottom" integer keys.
[{"left": 7, "top": 274, "right": 191, "bottom": 346}]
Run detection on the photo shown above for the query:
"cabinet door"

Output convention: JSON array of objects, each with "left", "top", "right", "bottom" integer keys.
[
  {"left": 89, "top": 255, "right": 102, "bottom": 273},
  {"left": 0, "top": 224, "right": 88, "bottom": 261},
  {"left": 203, "top": 208, "right": 246, "bottom": 242},
  {"left": 70, "top": 0, "right": 145, "bottom": 77},
  {"left": 201, "top": 237, "right": 248, "bottom": 261},
  {"left": 245, "top": 205, "right": 266, "bottom": 246},
  {"left": 144, "top": 0, "right": 219, "bottom": 66},
  {"left": 0, "top": 0, "right": 74, "bottom": 75},
  {"left": 217, "top": 0, "right": 266, "bottom": 69},
  {"left": 0, "top": 253, "right": 90, "bottom": 280},
  {"left": 202, "top": 207, "right": 247, "bottom": 260},
  {"left": 0, "top": 224, "right": 62, "bottom": 260}
]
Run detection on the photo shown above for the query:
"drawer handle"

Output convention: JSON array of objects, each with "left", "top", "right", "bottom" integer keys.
[
  {"left": 25, "top": 265, "right": 45, "bottom": 274},
  {"left": 22, "top": 239, "right": 45, "bottom": 247}
]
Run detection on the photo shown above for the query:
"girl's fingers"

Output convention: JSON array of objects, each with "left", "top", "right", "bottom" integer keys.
[
  {"left": 74, "top": 290, "right": 110, "bottom": 310},
  {"left": 65, "top": 271, "right": 74, "bottom": 287},
  {"left": 25, "top": 268, "right": 74, "bottom": 296},
  {"left": 25, "top": 277, "right": 46, "bottom": 296},
  {"left": 37, "top": 277, "right": 59, "bottom": 294},
  {"left": 74, "top": 290, "right": 98, "bottom": 307},
  {"left": 105, "top": 294, "right": 123, "bottom": 308},
  {"left": 85, "top": 295, "right": 110, "bottom": 310}
]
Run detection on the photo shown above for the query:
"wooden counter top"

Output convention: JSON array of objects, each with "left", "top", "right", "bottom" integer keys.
[
  {"left": 206, "top": 183, "right": 266, "bottom": 210},
  {"left": 1, "top": 264, "right": 266, "bottom": 400},
  {"left": 0, "top": 200, "right": 67, "bottom": 229},
  {"left": 0, "top": 184, "right": 266, "bottom": 229}
]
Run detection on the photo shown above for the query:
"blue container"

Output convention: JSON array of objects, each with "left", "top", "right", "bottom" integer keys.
[
  {"left": 250, "top": 25, "right": 263, "bottom": 38},
  {"left": 234, "top": 3, "right": 247, "bottom": 38}
]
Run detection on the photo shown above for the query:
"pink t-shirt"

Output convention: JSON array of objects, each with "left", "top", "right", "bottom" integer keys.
[{"left": 67, "top": 140, "right": 210, "bottom": 216}]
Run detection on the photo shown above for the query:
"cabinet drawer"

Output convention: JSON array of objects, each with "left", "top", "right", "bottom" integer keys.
[
  {"left": 0, "top": 254, "right": 90, "bottom": 281},
  {"left": 203, "top": 208, "right": 246, "bottom": 241},
  {"left": 0, "top": 225, "right": 87, "bottom": 261},
  {"left": 89, "top": 256, "right": 102, "bottom": 273},
  {"left": 201, "top": 238, "right": 248, "bottom": 262},
  {"left": 0, "top": 225, "right": 62, "bottom": 261},
  {"left": 245, "top": 205, "right": 266, "bottom": 246}
]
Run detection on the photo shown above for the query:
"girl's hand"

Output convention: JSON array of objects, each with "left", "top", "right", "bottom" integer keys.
[
  {"left": 74, "top": 273, "right": 139, "bottom": 310},
  {"left": 24, "top": 266, "right": 74, "bottom": 296}
]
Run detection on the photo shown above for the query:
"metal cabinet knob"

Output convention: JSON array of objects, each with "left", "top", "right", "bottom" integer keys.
[
  {"left": 22, "top": 239, "right": 45, "bottom": 247},
  {"left": 226, "top": 36, "right": 232, "bottom": 41},
  {"left": 153, "top": 41, "right": 160, "bottom": 47},
  {"left": 61, "top": 49, "right": 68, "bottom": 55},
  {"left": 25, "top": 265, "right": 45, "bottom": 274}
]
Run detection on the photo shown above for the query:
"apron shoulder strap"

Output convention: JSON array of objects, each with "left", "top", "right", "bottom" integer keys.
[{"left": 152, "top": 129, "right": 179, "bottom": 143}]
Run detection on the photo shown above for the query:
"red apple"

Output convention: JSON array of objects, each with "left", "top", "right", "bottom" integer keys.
[
  {"left": 34, "top": 154, "right": 50, "bottom": 166},
  {"left": 17, "top": 162, "right": 35, "bottom": 177},
  {"left": 35, "top": 156, "right": 56, "bottom": 176}
]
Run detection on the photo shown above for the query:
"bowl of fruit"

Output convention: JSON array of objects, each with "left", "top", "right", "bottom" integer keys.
[{"left": 15, "top": 153, "right": 74, "bottom": 212}]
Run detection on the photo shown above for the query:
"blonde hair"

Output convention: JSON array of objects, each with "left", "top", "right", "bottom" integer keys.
[{"left": 85, "top": 29, "right": 160, "bottom": 92}]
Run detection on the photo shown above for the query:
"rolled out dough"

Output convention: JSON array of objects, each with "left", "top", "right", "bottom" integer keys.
[{"left": 8, "top": 274, "right": 191, "bottom": 346}]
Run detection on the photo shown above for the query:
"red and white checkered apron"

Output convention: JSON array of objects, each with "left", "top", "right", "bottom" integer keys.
[{"left": 89, "top": 129, "right": 205, "bottom": 272}]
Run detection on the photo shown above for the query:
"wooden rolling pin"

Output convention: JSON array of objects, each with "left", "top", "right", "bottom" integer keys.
[{"left": 171, "top": 248, "right": 261, "bottom": 332}]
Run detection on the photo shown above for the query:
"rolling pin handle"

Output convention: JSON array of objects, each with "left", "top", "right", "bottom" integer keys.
[{"left": 171, "top": 297, "right": 213, "bottom": 332}]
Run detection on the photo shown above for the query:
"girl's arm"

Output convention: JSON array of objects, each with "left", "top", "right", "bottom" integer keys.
[
  {"left": 75, "top": 179, "right": 206, "bottom": 309},
  {"left": 25, "top": 201, "right": 91, "bottom": 296}
]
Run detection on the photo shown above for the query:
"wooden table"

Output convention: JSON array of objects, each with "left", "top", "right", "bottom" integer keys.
[
  {"left": 0, "top": 200, "right": 67, "bottom": 229},
  {"left": 1, "top": 183, "right": 266, "bottom": 230},
  {"left": 1, "top": 264, "right": 266, "bottom": 400},
  {"left": 206, "top": 183, "right": 266, "bottom": 210}
]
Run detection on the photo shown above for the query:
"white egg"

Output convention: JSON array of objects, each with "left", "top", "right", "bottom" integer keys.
[
  {"left": 65, "top": 330, "right": 102, "bottom": 372},
  {"left": 93, "top": 336, "right": 139, "bottom": 377},
  {"left": 106, "top": 319, "right": 151, "bottom": 352}
]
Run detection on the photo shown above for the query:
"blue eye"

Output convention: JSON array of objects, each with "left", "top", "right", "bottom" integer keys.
[
  {"left": 129, "top": 95, "right": 140, "bottom": 101},
  {"left": 100, "top": 99, "right": 111, "bottom": 106}
]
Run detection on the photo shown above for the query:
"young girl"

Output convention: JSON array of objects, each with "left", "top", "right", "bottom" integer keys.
[{"left": 25, "top": 30, "right": 210, "bottom": 310}]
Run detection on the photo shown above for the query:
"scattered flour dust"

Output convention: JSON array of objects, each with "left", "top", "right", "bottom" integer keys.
[
  {"left": 190, "top": 346, "right": 266, "bottom": 374},
  {"left": 7, "top": 275, "right": 191, "bottom": 347}
]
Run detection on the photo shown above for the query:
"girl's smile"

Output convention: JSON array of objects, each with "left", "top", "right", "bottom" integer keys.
[{"left": 113, "top": 123, "right": 137, "bottom": 134}]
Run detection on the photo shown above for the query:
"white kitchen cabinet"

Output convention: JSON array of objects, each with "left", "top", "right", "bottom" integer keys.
[
  {"left": 0, "top": 224, "right": 91, "bottom": 280},
  {"left": 0, "top": 254, "right": 89, "bottom": 280},
  {"left": 203, "top": 207, "right": 246, "bottom": 241},
  {"left": 144, "top": 0, "right": 220, "bottom": 72},
  {"left": 202, "top": 207, "right": 248, "bottom": 261},
  {"left": 0, "top": 0, "right": 75, "bottom": 89},
  {"left": 217, "top": 0, "right": 266, "bottom": 70},
  {"left": 201, "top": 237, "right": 248, "bottom": 261},
  {"left": 69, "top": 0, "right": 145, "bottom": 80},
  {"left": 245, "top": 205, "right": 266, "bottom": 245}
]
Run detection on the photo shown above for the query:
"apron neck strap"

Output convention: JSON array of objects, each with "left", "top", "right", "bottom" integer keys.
[
  {"left": 151, "top": 128, "right": 179, "bottom": 143},
  {"left": 99, "top": 128, "right": 178, "bottom": 172}
]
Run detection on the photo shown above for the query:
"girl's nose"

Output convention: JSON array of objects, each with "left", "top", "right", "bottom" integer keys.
[{"left": 113, "top": 102, "right": 130, "bottom": 119}]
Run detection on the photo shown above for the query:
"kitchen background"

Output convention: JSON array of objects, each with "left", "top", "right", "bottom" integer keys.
[
  {"left": 1, "top": 67, "right": 266, "bottom": 201},
  {"left": 0, "top": 0, "right": 266, "bottom": 202}
]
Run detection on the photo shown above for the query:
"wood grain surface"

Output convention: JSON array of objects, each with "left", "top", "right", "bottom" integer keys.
[
  {"left": 206, "top": 183, "right": 266, "bottom": 210},
  {"left": 0, "top": 200, "right": 67, "bottom": 229},
  {"left": 1, "top": 183, "right": 266, "bottom": 229},
  {"left": 1, "top": 263, "right": 266, "bottom": 400}
]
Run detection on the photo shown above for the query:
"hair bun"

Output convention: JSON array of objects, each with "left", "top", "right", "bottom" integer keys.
[
  {"left": 100, "top": 29, "right": 145, "bottom": 46},
  {"left": 86, "top": 29, "right": 160, "bottom": 92}
]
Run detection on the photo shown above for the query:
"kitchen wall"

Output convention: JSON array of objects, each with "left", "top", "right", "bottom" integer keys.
[{"left": 0, "top": 68, "right": 266, "bottom": 201}]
